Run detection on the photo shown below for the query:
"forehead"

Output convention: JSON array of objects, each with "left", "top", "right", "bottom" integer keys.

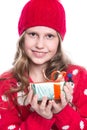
[{"left": 26, "top": 26, "right": 57, "bottom": 34}]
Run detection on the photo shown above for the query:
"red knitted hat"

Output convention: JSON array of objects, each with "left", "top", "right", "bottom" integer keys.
[{"left": 18, "top": 0, "right": 66, "bottom": 40}]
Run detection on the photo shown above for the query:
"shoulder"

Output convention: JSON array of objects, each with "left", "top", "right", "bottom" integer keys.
[
  {"left": 0, "top": 69, "right": 13, "bottom": 78},
  {"left": 0, "top": 70, "right": 17, "bottom": 92},
  {"left": 67, "top": 64, "right": 87, "bottom": 75},
  {"left": 0, "top": 70, "right": 17, "bottom": 83}
]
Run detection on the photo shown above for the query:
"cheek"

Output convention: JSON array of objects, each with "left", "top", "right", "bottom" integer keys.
[
  {"left": 24, "top": 36, "right": 32, "bottom": 49},
  {"left": 23, "top": 42, "right": 31, "bottom": 54},
  {"left": 24, "top": 43, "right": 30, "bottom": 49},
  {"left": 24, "top": 43, "right": 29, "bottom": 51},
  {"left": 49, "top": 42, "right": 59, "bottom": 53},
  {"left": 24, "top": 38, "right": 35, "bottom": 50},
  {"left": 24, "top": 37, "right": 32, "bottom": 50}
]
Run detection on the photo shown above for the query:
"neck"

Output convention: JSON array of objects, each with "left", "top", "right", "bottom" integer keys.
[{"left": 29, "top": 63, "right": 47, "bottom": 82}]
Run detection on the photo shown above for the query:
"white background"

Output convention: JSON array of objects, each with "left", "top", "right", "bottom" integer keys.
[{"left": 0, "top": 0, "right": 87, "bottom": 74}]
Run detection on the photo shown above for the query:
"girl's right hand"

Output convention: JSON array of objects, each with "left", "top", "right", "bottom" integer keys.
[
  {"left": 26, "top": 88, "right": 53, "bottom": 119},
  {"left": 31, "top": 95, "right": 53, "bottom": 119}
]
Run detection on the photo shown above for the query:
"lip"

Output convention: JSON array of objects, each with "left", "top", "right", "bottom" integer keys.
[{"left": 32, "top": 50, "right": 47, "bottom": 58}]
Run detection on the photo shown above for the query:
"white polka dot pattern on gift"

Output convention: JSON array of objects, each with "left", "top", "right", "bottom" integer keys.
[
  {"left": 1, "top": 95, "right": 8, "bottom": 102},
  {"left": 84, "top": 89, "right": 87, "bottom": 96},
  {"left": 72, "top": 69, "right": 79, "bottom": 75},
  {"left": 8, "top": 125, "right": 16, "bottom": 130},
  {"left": 62, "top": 125, "right": 70, "bottom": 130},
  {"left": 80, "top": 120, "right": 84, "bottom": 130}
]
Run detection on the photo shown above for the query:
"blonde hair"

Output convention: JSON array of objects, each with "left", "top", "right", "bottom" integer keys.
[{"left": 11, "top": 32, "right": 71, "bottom": 93}]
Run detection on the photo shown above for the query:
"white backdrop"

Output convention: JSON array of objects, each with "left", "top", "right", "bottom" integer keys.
[{"left": 0, "top": 0, "right": 87, "bottom": 74}]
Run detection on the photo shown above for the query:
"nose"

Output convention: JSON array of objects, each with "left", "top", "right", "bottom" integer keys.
[{"left": 36, "top": 37, "right": 44, "bottom": 49}]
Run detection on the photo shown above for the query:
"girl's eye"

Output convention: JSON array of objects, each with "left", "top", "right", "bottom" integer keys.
[
  {"left": 27, "top": 32, "right": 37, "bottom": 38},
  {"left": 29, "top": 32, "right": 36, "bottom": 36},
  {"left": 46, "top": 34, "right": 54, "bottom": 39}
]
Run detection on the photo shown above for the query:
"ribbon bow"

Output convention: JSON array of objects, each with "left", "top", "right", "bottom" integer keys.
[{"left": 44, "top": 70, "right": 66, "bottom": 82}]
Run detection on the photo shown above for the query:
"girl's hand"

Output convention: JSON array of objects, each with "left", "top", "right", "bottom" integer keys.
[
  {"left": 26, "top": 87, "right": 53, "bottom": 119},
  {"left": 30, "top": 95, "right": 53, "bottom": 119},
  {"left": 52, "top": 82, "right": 73, "bottom": 114}
]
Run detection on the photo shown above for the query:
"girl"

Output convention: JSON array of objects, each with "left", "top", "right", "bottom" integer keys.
[{"left": 0, "top": 0, "right": 87, "bottom": 129}]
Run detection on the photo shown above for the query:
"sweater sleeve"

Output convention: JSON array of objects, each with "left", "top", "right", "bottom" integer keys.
[
  {"left": 0, "top": 79, "right": 55, "bottom": 130},
  {"left": 0, "top": 107, "right": 55, "bottom": 130},
  {"left": 20, "top": 112, "right": 55, "bottom": 130},
  {"left": 54, "top": 65, "right": 87, "bottom": 130}
]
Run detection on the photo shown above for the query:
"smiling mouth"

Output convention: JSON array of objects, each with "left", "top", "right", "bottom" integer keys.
[{"left": 32, "top": 50, "right": 47, "bottom": 58}]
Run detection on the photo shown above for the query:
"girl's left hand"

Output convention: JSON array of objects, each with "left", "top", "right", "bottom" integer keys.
[{"left": 52, "top": 82, "right": 73, "bottom": 114}]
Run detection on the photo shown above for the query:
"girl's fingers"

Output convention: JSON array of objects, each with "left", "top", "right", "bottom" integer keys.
[
  {"left": 52, "top": 100, "right": 58, "bottom": 109},
  {"left": 65, "top": 82, "right": 73, "bottom": 94},
  {"left": 63, "top": 85, "right": 73, "bottom": 102},
  {"left": 39, "top": 96, "right": 48, "bottom": 111},
  {"left": 51, "top": 100, "right": 62, "bottom": 113},
  {"left": 46, "top": 100, "right": 53, "bottom": 111},
  {"left": 30, "top": 94, "right": 38, "bottom": 110},
  {"left": 60, "top": 90, "right": 67, "bottom": 105},
  {"left": 25, "top": 88, "right": 33, "bottom": 104}
]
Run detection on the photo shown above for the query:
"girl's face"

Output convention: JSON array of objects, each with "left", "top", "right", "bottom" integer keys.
[{"left": 24, "top": 26, "right": 60, "bottom": 66}]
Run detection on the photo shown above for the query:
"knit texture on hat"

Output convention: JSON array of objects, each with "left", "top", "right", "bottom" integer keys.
[{"left": 18, "top": 0, "right": 66, "bottom": 40}]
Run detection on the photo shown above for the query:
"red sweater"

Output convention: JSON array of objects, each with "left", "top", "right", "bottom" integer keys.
[{"left": 0, "top": 64, "right": 87, "bottom": 130}]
